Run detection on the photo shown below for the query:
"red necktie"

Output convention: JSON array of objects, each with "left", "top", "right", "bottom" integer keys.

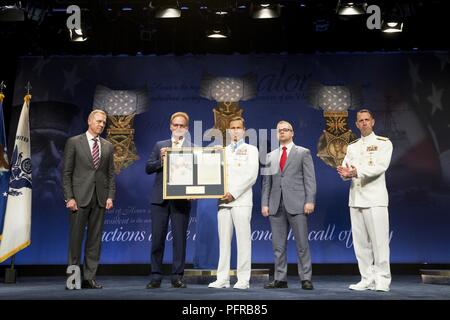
[
  {"left": 92, "top": 138, "right": 100, "bottom": 169},
  {"left": 280, "top": 146, "right": 287, "bottom": 172}
]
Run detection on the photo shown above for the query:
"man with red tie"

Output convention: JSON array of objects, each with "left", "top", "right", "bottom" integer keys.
[
  {"left": 63, "top": 109, "right": 115, "bottom": 289},
  {"left": 261, "top": 120, "right": 317, "bottom": 290}
]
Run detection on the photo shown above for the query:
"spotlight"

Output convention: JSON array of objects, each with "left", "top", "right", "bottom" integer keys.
[
  {"left": 382, "top": 21, "right": 403, "bottom": 33},
  {"left": 0, "top": 4, "right": 25, "bottom": 21},
  {"left": 152, "top": 1, "right": 181, "bottom": 18},
  {"left": 209, "top": 0, "right": 233, "bottom": 17},
  {"left": 69, "top": 28, "right": 88, "bottom": 42},
  {"left": 206, "top": 6, "right": 230, "bottom": 39},
  {"left": 251, "top": 3, "right": 281, "bottom": 19},
  {"left": 207, "top": 30, "right": 228, "bottom": 38},
  {"left": 206, "top": 23, "right": 230, "bottom": 39},
  {"left": 337, "top": 1, "right": 366, "bottom": 16},
  {"left": 215, "top": 10, "right": 228, "bottom": 16}
]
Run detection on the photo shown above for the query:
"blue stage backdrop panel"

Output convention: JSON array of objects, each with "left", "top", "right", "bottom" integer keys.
[{"left": 4, "top": 53, "right": 450, "bottom": 265}]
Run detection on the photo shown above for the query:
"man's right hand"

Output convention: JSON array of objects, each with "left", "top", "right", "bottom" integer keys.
[
  {"left": 66, "top": 199, "right": 78, "bottom": 212},
  {"left": 261, "top": 206, "right": 269, "bottom": 217}
]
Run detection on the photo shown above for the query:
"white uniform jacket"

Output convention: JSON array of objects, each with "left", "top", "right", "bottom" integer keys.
[
  {"left": 342, "top": 132, "right": 393, "bottom": 208},
  {"left": 219, "top": 142, "right": 259, "bottom": 207}
]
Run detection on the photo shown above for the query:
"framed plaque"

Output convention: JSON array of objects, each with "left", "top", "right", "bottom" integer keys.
[{"left": 163, "top": 147, "right": 227, "bottom": 199}]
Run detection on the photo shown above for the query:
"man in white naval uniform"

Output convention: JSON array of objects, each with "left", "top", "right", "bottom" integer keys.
[
  {"left": 208, "top": 117, "right": 259, "bottom": 290},
  {"left": 338, "top": 109, "right": 393, "bottom": 292}
]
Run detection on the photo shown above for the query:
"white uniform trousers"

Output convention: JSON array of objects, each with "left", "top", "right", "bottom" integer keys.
[
  {"left": 350, "top": 207, "right": 391, "bottom": 288},
  {"left": 216, "top": 206, "right": 252, "bottom": 283}
]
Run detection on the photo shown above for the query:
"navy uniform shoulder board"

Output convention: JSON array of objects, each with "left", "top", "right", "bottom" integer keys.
[
  {"left": 376, "top": 136, "right": 389, "bottom": 141},
  {"left": 348, "top": 138, "right": 360, "bottom": 145}
]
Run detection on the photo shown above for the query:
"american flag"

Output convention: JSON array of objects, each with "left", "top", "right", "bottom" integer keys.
[{"left": 408, "top": 53, "right": 450, "bottom": 187}]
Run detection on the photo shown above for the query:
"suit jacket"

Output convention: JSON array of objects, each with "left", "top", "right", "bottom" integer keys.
[
  {"left": 62, "top": 133, "right": 116, "bottom": 208},
  {"left": 261, "top": 144, "right": 316, "bottom": 215},
  {"left": 146, "top": 139, "right": 192, "bottom": 205},
  {"left": 219, "top": 142, "right": 259, "bottom": 207}
]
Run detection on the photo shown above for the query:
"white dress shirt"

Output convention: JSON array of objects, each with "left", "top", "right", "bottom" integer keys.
[{"left": 171, "top": 136, "right": 185, "bottom": 148}]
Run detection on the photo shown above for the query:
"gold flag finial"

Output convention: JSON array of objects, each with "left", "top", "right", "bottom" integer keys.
[
  {"left": 24, "top": 82, "right": 32, "bottom": 103},
  {"left": 0, "top": 81, "right": 5, "bottom": 102}
]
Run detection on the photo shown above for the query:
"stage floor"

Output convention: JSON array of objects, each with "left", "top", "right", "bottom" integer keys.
[{"left": 0, "top": 275, "right": 448, "bottom": 300}]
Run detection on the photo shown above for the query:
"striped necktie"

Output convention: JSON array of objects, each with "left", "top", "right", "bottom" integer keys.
[{"left": 92, "top": 138, "right": 100, "bottom": 169}]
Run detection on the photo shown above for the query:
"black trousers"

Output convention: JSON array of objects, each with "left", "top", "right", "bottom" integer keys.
[
  {"left": 150, "top": 200, "right": 190, "bottom": 281},
  {"left": 68, "top": 193, "right": 105, "bottom": 280}
]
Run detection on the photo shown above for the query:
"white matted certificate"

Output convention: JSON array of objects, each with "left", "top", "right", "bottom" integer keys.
[
  {"left": 168, "top": 153, "right": 193, "bottom": 185},
  {"left": 197, "top": 153, "right": 222, "bottom": 185},
  {"left": 163, "top": 147, "right": 226, "bottom": 199}
]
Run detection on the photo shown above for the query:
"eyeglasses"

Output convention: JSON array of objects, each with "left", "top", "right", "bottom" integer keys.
[
  {"left": 171, "top": 123, "right": 187, "bottom": 128},
  {"left": 278, "top": 128, "right": 292, "bottom": 133}
]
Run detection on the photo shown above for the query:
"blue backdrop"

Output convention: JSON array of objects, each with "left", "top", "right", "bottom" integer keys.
[{"left": 5, "top": 52, "right": 450, "bottom": 265}]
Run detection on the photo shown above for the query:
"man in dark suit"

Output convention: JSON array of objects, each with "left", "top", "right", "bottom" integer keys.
[
  {"left": 145, "top": 112, "right": 192, "bottom": 289},
  {"left": 261, "top": 120, "right": 317, "bottom": 290},
  {"left": 62, "top": 109, "right": 115, "bottom": 289}
]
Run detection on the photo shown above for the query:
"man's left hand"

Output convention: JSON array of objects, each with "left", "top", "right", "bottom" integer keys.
[
  {"left": 337, "top": 164, "right": 357, "bottom": 179},
  {"left": 304, "top": 202, "right": 315, "bottom": 215},
  {"left": 106, "top": 198, "right": 114, "bottom": 210}
]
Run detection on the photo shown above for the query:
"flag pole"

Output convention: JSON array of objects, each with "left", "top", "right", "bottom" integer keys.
[
  {"left": 0, "top": 81, "right": 16, "bottom": 284},
  {"left": 4, "top": 255, "right": 16, "bottom": 283},
  {"left": 4, "top": 82, "right": 32, "bottom": 284}
]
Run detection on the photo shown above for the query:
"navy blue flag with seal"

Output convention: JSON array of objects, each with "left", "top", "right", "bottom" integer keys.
[{"left": 0, "top": 94, "right": 32, "bottom": 262}]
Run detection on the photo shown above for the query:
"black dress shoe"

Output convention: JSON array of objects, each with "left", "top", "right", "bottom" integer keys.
[
  {"left": 146, "top": 280, "right": 161, "bottom": 289},
  {"left": 264, "top": 280, "right": 288, "bottom": 289},
  {"left": 81, "top": 279, "right": 103, "bottom": 289},
  {"left": 301, "top": 280, "right": 314, "bottom": 290},
  {"left": 171, "top": 279, "right": 187, "bottom": 288}
]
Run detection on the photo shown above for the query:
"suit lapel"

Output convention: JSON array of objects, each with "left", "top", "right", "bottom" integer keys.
[
  {"left": 181, "top": 138, "right": 191, "bottom": 148},
  {"left": 282, "top": 144, "right": 297, "bottom": 172},
  {"left": 271, "top": 149, "right": 280, "bottom": 174},
  {"left": 80, "top": 134, "right": 95, "bottom": 168},
  {"left": 164, "top": 139, "right": 172, "bottom": 148},
  {"left": 99, "top": 138, "right": 108, "bottom": 168}
]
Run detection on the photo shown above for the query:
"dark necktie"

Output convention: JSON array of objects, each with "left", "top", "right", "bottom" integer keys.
[
  {"left": 279, "top": 146, "right": 287, "bottom": 172},
  {"left": 92, "top": 138, "right": 100, "bottom": 169}
]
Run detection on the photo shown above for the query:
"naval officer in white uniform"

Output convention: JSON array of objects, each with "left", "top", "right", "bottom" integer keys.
[
  {"left": 338, "top": 109, "right": 393, "bottom": 292},
  {"left": 208, "top": 116, "right": 259, "bottom": 290}
]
